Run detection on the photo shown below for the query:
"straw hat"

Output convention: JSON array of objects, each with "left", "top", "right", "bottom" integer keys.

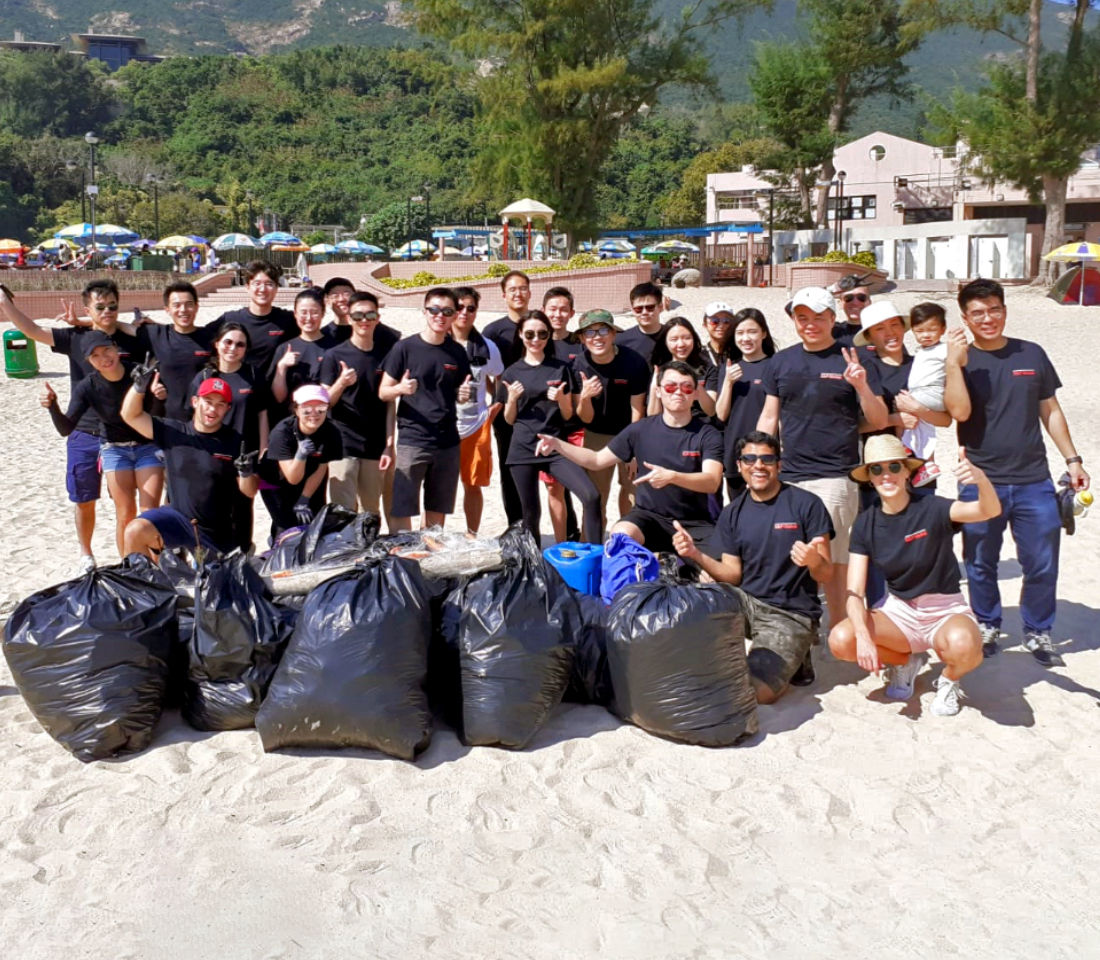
[{"left": 849, "top": 434, "right": 924, "bottom": 483}]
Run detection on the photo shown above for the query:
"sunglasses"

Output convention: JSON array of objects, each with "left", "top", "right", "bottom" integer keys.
[
  {"left": 300, "top": 404, "right": 329, "bottom": 414},
  {"left": 632, "top": 303, "right": 659, "bottom": 313},
  {"left": 843, "top": 293, "right": 869, "bottom": 304},
  {"left": 90, "top": 303, "right": 119, "bottom": 312},
  {"left": 739, "top": 453, "right": 778, "bottom": 465},
  {"left": 523, "top": 330, "right": 550, "bottom": 341},
  {"left": 661, "top": 381, "right": 695, "bottom": 395},
  {"left": 350, "top": 311, "right": 379, "bottom": 322},
  {"left": 707, "top": 317, "right": 732, "bottom": 326},
  {"left": 581, "top": 326, "right": 612, "bottom": 339},
  {"left": 457, "top": 303, "right": 478, "bottom": 312},
  {"left": 221, "top": 339, "right": 247, "bottom": 349},
  {"left": 868, "top": 461, "right": 905, "bottom": 477},
  {"left": 425, "top": 305, "right": 456, "bottom": 317}
]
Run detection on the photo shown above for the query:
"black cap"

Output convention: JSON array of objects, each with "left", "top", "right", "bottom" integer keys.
[
  {"left": 322, "top": 277, "right": 354, "bottom": 296},
  {"left": 80, "top": 330, "right": 116, "bottom": 359}
]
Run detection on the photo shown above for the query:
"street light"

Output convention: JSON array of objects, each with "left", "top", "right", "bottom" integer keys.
[
  {"left": 145, "top": 174, "right": 161, "bottom": 241},
  {"left": 835, "top": 170, "right": 847, "bottom": 252},
  {"left": 84, "top": 132, "right": 99, "bottom": 261},
  {"left": 755, "top": 188, "right": 776, "bottom": 287}
]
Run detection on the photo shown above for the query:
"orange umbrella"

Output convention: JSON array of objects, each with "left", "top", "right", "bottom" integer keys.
[{"left": 0, "top": 239, "right": 28, "bottom": 252}]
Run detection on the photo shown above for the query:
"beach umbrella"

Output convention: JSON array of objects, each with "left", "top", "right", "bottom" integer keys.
[
  {"left": 105, "top": 250, "right": 132, "bottom": 265},
  {"left": 125, "top": 238, "right": 156, "bottom": 249},
  {"left": 155, "top": 234, "right": 198, "bottom": 249},
  {"left": 271, "top": 242, "right": 310, "bottom": 252},
  {"left": 1043, "top": 241, "right": 1100, "bottom": 306},
  {"left": 459, "top": 244, "right": 488, "bottom": 256},
  {"left": 35, "top": 237, "right": 79, "bottom": 251},
  {"left": 259, "top": 231, "right": 303, "bottom": 246},
  {"left": 337, "top": 239, "right": 384, "bottom": 254},
  {"left": 211, "top": 233, "right": 258, "bottom": 250},
  {"left": 54, "top": 222, "right": 95, "bottom": 240},
  {"left": 185, "top": 234, "right": 208, "bottom": 245},
  {"left": 392, "top": 239, "right": 433, "bottom": 259},
  {"left": 0, "top": 239, "right": 27, "bottom": 252},
  {"left": 651, "top": 239, "right": 699, "bottom": 254},
  {"left": 310, "top": 243, "right": 339, "bottom": 254},
  {"left": 96, "top": 224, "right": 141, "bottom": 244}
]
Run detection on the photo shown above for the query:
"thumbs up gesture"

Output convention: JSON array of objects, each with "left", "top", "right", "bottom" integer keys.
[
  {"left": 671, "top": 520, "right": 700, "bottom": 561},
  {"left": 578, "top": 371, "right": 602, "bottom": 400},
  {"left": 458, "top": 373, "right": 473, "bottom": 403},
  {"left": 791, "top": 535, "right": 826, "bottom": 568},
  {"left": 39, "top": 380, "right": 57, "bottom": 409},
  {"left": 277, "top": 343, "right": 300, "bottom": 371},
  {"left": 398, "top": 368, "right": 418, "bottom": 396},
  {"left": 954, "top": 446, "right": 983, "bottom": 487},
  {"left": 336, "top": 359, "right": 357, "bottom": 388}
]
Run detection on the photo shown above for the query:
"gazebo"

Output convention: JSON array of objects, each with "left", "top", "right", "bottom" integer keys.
[{"left": 499, "top": 198, "right": 555, "bottom": 260}]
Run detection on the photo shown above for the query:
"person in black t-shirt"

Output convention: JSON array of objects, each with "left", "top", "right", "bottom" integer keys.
[
  {"left": 616, "top": 281, "right": 667, "bottom": 368},
  {"left": 539, "top": 362, "right": 722, "bottom": 552},
  {"left": 828, "top": 434, "right": 1001, "bottom": 717},
  {"left": 828, "top": 274, "right": 873, "bottom": 347},
  {"left": 40, "top": 332, "right": 165, "bottom": 560},
  {"left": 321, "top": 277, "right": 402, "bottom": 346},
  {"left": 121, "top": 375, "right": 259, "bottom": 560},
  {"left": 674, "top": 431, "right": 833, "bottom": 704},
  {"left": 700, "top": 300, "right": 736, "bottom": 370},
  {"left": 379, "top": 287, "right": 473, "bottom": 529},
  {"left": 943, "top": 279, "right": 1091, "bottom": 666},
  {"left": 213, "top": 260, "right": 297, "bottom": 376},
  {"left": 502, "top": 312, "right": 602, "bottom": 543},
  {"left": 541, "top": 287, "right": 582, "bottom": 541},
  {"left": 260, "top": 384, "right": 344, "bottom": 539},
  {"left": 271, "top": 288, "right": 336, "bottom": 406},
  {"left": 647, "top": 317, "right": 716, "bottom": 416}
]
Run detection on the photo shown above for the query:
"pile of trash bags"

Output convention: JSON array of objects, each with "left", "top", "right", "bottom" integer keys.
[{"left": 2, "top": 511, "right": 758, "bottom": 763}]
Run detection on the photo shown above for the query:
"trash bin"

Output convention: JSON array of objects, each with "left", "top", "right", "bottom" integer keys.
[
  {"left": 544, "top": 542, "right": 603, "bottom": 596},
  {"left": 4, "top": 329, "right": 38, "bottom": 379},
  {"left": 132, "top": 254, "right": 174, "bottom": 272}
]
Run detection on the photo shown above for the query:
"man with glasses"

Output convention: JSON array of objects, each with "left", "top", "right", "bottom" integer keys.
[
  {"left": 829, "top": 273, "right": 873, "bottom": 347},
  {"left": 321, "top": 291, "right": 400, "bottom": 523},
  {"left": 380, "top": 288, "right": 473, "bottom": 530},
  {"left": 321, "top": 276, "right": 402, "bottom": 346},
  {"left": 0, "top": 279, "right": 144, "bottom": 573},
  {"left": 618, "top": 282, "right": 667, "bottom": 368},
  {"left": 673, "top": 431, "right": 833, "bottom": 703},
  {"left": 570, "top": 309, "right": 648, "bottom": 525},
  {"left": 538, "top": 361, "right": 722, "bottom": 552},
  {"left": 945, "top": 278, "right": 1090, "bottom": 665},
  {"left": 214, "top": 260, "right": 297, "bottom": 376},
  {"left": 483, "top": 270, "right": 533, "bottom": 522}
]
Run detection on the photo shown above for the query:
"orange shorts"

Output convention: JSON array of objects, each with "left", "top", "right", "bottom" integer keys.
[
  {"left": 541, "top": 428, "right": 585, "bottom": 485},
  {"left": 460, "top": 417, "right": 495, "bottom": 487}
]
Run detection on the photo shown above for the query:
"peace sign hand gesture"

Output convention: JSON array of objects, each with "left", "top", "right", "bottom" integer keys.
[{"left": 840, "top": 346, "right": 867, "bottom": 390}]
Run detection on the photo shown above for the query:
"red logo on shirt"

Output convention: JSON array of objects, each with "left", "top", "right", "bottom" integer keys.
[
  {"left": 614, "top": 379, "right": 628, "bottom": 385},
  {"left": 239, "top": 388, "right": 251, "bottom": 395},
  {"left": 752, "top": 379, "right": 762, "bottom": 385},
  {"left": 443, "top": 363, "right": 458, "bottom": 371},
  {"left": 193, "top": 351, "right": 211, "bottom": 357},
  {"left": 213, "top": 453, "right": 233, "bottom": 461},
  {"left": 1012, "top": 369, "right": 1036, "bottom": 377},
  {"left": 904, "top": 529, "right": 929, "bottom": 543},
  {"left": 820, "top": 372, "right": 844, "bottom": 380},
  {"left": 682, "top": 450, "right": 701, "bottom": 458},
  {"left": 267, "top": 330, "right": 282, "bottom": 337},
  {"left": 774, "top": 522, "right": 799, "bottom": 531}
]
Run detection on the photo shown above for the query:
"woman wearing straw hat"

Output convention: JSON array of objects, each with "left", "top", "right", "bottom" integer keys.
[{"left": 828, "top": 434, "right": 1001, "bottom": 716}]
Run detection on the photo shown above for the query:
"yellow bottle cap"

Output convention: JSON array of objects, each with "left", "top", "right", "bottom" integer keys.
[{"left": 1079, "top": 490, "right": 1094, "bottom": 506}]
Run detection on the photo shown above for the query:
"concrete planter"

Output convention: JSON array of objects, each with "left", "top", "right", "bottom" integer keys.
[{"left": 785, "top": 262, "right": 889, "bottom": 293}]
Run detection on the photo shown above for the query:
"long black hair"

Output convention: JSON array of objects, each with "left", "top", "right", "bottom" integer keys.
[
  {"left": 651, "top": 316, "right": 707, "bottom": 374},
  {"left": 205, "top": 320, "right": 252, "bottom": 374},
  {"left": 726, "top": 308, "right": 777, "bottom": 362}
]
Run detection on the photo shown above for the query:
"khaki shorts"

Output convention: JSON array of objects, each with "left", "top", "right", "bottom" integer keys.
[
  {"left": 583, "top": 429, "right": 635, "bottom": 507},
  {"left": 328, "top": 457, "right": 387, "bottom": 518},
  {"left": 791, "top": 476, "right": 858, "bottom": 563},
  {"left": 460, "top": 417, "right": 495, "bottom": 487}
]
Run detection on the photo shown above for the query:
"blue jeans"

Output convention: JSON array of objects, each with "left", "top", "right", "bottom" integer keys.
[{"left": 960, "top": 479, "right": 1060, "bottom": 633}]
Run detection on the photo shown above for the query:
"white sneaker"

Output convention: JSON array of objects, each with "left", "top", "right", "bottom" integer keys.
[
  {"left": 931, "top": 675, "right": 963, "bottom": 716},
  {"left": 884, "top": 651, "right": 928, "bottom": 700},
  {"left": 76, "top": 554, "right": 96, "bottom": 577}
]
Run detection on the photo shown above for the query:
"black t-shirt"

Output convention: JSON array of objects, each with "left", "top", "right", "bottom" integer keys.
[
  {"left": 150, "top": 417, "right": 242, "bottom": 552},
  {"left": 571, "top": 346, "right": 650, "bottom": 435},
  {"left": 322, "top": 321, "right": 353, "bottom": 343},
  {"left": 136, "top": 324, "right": 216, "bottom": 422},
  {"left": 830, "top": 321, "right": 863, "bottom": 349},
  {"left": 864, "top": 351, "right": 912, "bottom": 443},
  {"left": 708, "top": 357, "right": 773, "bottom": 479},
  {"left": 320, "top": 335, "right": 397, "bottom": 459},
  {"left": 55, "top": 369, "right": 149, "bottom": 444},
  {"left": 608, "top": 416, "right": 723, "bottom": 522},
  {"left": 763, "top": 341, "right": 882, "bottom": 482},
  {"left": 714, "top": 483, "right": 834, "bottom": 617},
  {"left": 483, "top": 315, "right": 524, "bottom": 367},
  {"left": 617, "top": 326, "right": 662, "bottom": 368},
  {"left": 51, "top": 326, "right": 145, "bottom": 433},
  {"left": 549, "top": 336, "right": 583, "bottom": 365},
  {"left": 278, "top": 333, "right": 336, "bottom": 398},
  {"left": 850, "top": 494, "right": 962, "bottom": 599},
  {"left": 958, "top": 338, "right": 1061, "bottom": 484},
  {"left": 188, "top": 365, "right": 270, "bottom": 452},
  {"left": 213, "top": 306, "right": 297, "bottom": 376},
  {"left": 263, "top": 416, "right": 344, "bottom": 508},
  {"left": 381, "top": 334, "right": 471, "bottom": 449},
  {"left": 502, "top": 356, "right": 575, "bottom": 465}
]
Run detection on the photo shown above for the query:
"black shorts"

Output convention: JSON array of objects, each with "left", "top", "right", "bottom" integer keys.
[{"left": 618, "top": 507, "right": 714, "bottom": 555}]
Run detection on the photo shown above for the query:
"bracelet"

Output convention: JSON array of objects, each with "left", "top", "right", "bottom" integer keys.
[{"left": 1066, "top": 456, "right": 1083, "bottom": 466}]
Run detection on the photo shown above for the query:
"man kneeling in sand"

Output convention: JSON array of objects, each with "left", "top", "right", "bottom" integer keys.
[{"left": 672, "top": 431, "right": 834, "bottom": 704}]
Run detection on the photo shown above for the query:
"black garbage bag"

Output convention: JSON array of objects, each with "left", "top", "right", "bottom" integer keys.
[
  {"left": 182, "top": 552, "right": 291, "bottom": 731},
  {"left": 255, "top": 557, "right": 433, "bottom": 760},
  {"left": 158, "top": 547, "right": 197, "bottom": 706},
  {"left": 2, "top": 556, "right": 177, "bottom": 762},
  {"left": 564, "top": 592, "right": 613, "bottom": 706},
  {"left": 450, "top": 525, "right": 576, "bottom": 749},
  {"left": 607, "top": 580, "right": 757, "bottom": 747},
  {"left": 260, "top": 503, "right": 380, "bottom": 574}
]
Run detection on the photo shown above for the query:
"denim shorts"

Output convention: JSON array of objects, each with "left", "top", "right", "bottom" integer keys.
[
  {"left": 65, "top": 430, "right": 102, "bottom": 503},
  {"left": 100, "top": 441, "right": 164, "bottom": 474}
]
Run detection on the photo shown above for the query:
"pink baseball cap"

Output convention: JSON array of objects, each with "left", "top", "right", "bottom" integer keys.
[{"left": 293, "top": 384, "right": 330, "bottom": 406}]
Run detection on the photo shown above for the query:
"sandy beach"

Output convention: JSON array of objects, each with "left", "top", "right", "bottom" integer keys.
[{"left": 1, "top": 280, "right": 1098, "bottom": 959}]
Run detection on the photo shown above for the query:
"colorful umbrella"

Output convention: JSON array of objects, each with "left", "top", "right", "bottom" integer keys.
[
  {"left": 337, "top": 240, "right": 384, "bottom": 254},
  {"left": 271, "top": 243, "right": 310, "bottom": 252},
  {"left": 259, "top": 231, "right": 303, "bottom": 246},
  {"left": 35, "top": 237, "right": 79, "bottom": 251},
  {"left": 310, "top": 243, "right": 339, "bottom": 254},
  {"left": 0, "top": 239, "right": 27, "bottom": 252},
  {"left": 96, "top": 224, "right": 140, "bottom": 243},
  {"left": 650, "top": 239, "right": 699, "bottom": 254},
  {"left": 392, "top": 240, "right": 434, "bottom": 259},
  {"left": 211, "top": 233, "right": 258, "bottom": 250},
  {"left": 155, "top": 234, "right": 199, "bottom": 249},
  {"left": 1043, "top": 241, "right": 1100, "bottom": 306}
]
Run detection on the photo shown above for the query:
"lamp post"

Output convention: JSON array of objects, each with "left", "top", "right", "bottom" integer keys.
[
  {"left": 84, "top": 132, "right": 99, "bottom": 261},
  {"left": 145, "top": 174, "right": 161, "bottom": 241},
  {"left": 755, "top": 188, "right": 776, "bottom": 287},
  {"left": 835, "top": 170, "right": 847, "bottom": 252}
]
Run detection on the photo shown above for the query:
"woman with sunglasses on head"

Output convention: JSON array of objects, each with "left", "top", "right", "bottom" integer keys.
[
  {"left": 828, "top": 435, "right": 1001, "bottom": 716},
  {"left": 271, "top": 288, "right": 336, "bottom": 406},
  {"left": 501, "top": 311, "right": 602, "bottom": 543},
  {"left": 647, "top": 317, "right": 716, "bottom": 417}
]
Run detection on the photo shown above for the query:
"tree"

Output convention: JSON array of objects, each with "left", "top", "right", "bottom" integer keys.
[
  {"left": 660, "top": 138, "right": 785, "bottom": 226},
  {"left": 363, "top": 201, "right": 416, "bottom": 251},
  {"left": 407, "top": 0, "right": 772, "bottom": 240},
  {"left": 0, "top": 51, "right": 113, "bottom": 139}
]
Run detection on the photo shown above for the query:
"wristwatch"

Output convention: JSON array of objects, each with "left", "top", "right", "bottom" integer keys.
[{"left": 1066, "top": 456, "right": 1083, "bottom": 466}]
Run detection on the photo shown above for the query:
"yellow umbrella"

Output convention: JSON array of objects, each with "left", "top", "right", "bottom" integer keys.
[
  {"left": 0, "top": 238, "right": 27, "bottom": 251},
  {"left": 154, "top": 234, "right": 198, "bottom": 249},
  {"left": 34, "top": 238, "right": 79, "bottom": 251},
  {"left": 1043, "top": 241, "right": 1100, "bottom": 262}
]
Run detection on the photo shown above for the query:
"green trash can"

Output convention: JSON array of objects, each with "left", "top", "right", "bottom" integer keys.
[{"left": 4, "top": 329, "right": 38, "bottom": 379}]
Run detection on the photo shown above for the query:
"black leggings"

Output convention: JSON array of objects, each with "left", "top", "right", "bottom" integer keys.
[{"left": 510, "top": 458, "right": 602, "bottom": 544}]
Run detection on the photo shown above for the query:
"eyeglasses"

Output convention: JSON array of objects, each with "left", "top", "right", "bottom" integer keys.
[
  {"left": 632, "top": 303, "right": 659, "bottom": 313},
  {"left": 581, "top": 326, "right": 612, "bottom": 339},
  {"left": 523, "top": 330, "right": 550, "bottom": 341},
  {"left": 457, "top": 303, "right": 478, "bottom": 313},
  {"left": 504, "top": 286, "right": 530, "bottom": 295},
  {"left": 707, "top": 317, "right": 732, "bottom": 326},
  {"left": 90, "top": 303, "right": 119, "bottom": 312},
  {"left": 661, "top": 381, "right": 695, "bottom": 395},
  {"left": 249, "top": 280, "right": 276, "bottom": 289},
  {"left": 350, "top": 311, "right": 379, "bottom": 322},
  {"left": 843, "top": 293, "right": 869, "bottom": 304},
  {"left": 868, "top": 461, "right": 905, "bottom": 477},
  {"left": 965, "top": 307, "right": 1006, "bottom": 321},
  {"left": 739, "top": 453, "right": 779, "bottom": 465},
  {"left": 425, "top": 305, "right": 456, "bottom": 317},
  {"left": 221, "top": 339, "right": 247, "bottom": 349}
]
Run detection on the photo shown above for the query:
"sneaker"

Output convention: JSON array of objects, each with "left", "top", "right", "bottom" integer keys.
[
  {"left": 76, "top": 554, "right": 96, "bottom": 577},
  {"left": 789, "top": 648, "right": 815, "bottom": 687},
  {"left": 911, "top": 461, "right": 942, "bottom": 488},
  {"left": 931, "top": 675, "right": 963, "bottom": 716},
  {"left": 978, "top": 622, "right": 1000, "bottom": 658},
  {"left": 884, "top": 651, "right": 928, "bottom": 700},
  {"left": 1023, "top": 630, "right": 1064, "bottom": 667}
]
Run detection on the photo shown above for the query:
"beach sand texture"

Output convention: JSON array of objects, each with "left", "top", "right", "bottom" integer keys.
[{"left": 1, "top": 283, "right": 1097, "bottom": 959}]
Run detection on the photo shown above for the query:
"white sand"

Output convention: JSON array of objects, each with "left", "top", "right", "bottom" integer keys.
[{"left": 1, "top": 283, "right": 1098, "bottom": 958}]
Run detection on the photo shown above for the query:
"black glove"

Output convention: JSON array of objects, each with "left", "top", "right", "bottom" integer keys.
[
  {"left": 234, "top": 443, "right": 258, "bottom": 478},
  {"left": 130, "top": 353, "right": 158, "bottom": 394},
  {"left": 293, "top": 497, "right": 314, "bottom": 526},
  {"left": 294, "top": 437, "right": 317, "bottom": 461}
]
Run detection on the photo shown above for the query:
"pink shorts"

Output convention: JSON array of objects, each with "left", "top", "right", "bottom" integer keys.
[{"left": 875, "top": 592, "right": 976, "bottom": 653}]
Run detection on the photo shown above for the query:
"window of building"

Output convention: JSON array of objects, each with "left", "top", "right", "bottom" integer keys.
[
  {"left": 869, "top": 145, "right": 886, "bottom": 162},
  {"left": 828, "top": 195, "right": 876, "bottom": 220},
  {"left": 903, "top": 207, "right": 953, "bottom": 225}
]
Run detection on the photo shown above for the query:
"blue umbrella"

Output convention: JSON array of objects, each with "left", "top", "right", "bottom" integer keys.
[
  {"left": 259, "top": 231, "right": 303, "bottom": 246},
  {"left": 96, "top": 224, "right": 141, "bottom": 244},
  {"left": 54, "top": 223, "right": 95, "bottom": 240},
  {"left": 211, "top": 233, "right": 258, "bottom": 250},
  {"left": 310, "top": 243, "right": 339, "bottom": 254},
  {"left": 337, "top": 240, "right": 384, "bottom": 254},
  {"left": 392, "top": 239, "right": 433, "bottom": 259}
]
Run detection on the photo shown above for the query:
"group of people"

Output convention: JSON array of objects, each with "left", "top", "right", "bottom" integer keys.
[{"left": 0, "top": 265, "right": 1088, "bottom": 719}]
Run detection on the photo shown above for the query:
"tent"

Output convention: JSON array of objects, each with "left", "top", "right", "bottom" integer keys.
[{"left": 1048, "top": 264, "right": 1100, "bottom": 306}]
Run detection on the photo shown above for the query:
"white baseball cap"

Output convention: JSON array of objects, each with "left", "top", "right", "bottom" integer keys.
[
  {"left": 787, "top": 286, "right": 834, "bottom": 315},
  {"left": 704, "top": 300, "right": 736, "bottom": 318}
]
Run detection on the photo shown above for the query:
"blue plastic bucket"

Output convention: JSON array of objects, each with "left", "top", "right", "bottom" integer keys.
[{"left": 543, "top": 541, "right": 603, "bottom": 595}]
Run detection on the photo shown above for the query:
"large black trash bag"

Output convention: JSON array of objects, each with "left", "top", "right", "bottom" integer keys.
[
  {"left": 607, "top": 580, "right": 758, "bottom": 747},
  {"left": 255, "top": 556, "right": 433, "bottom": 760},
  {"left": 157, "top": 548, "right": 198, "bottom": 707},
  {"left": 2, "top": 556, "right": 177, "bottom": 762},
  {"left": 260, "top": 503, "right": 380, "bottom": 574},
  {"left": 183, "top": 552, "right": 291, "bottom": 731},
  {"left": 451, "top": 525, "right": 577, "bottom": 749},
  {"left": 564, "top": 593, "right": 613, "bottom": 706}
]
